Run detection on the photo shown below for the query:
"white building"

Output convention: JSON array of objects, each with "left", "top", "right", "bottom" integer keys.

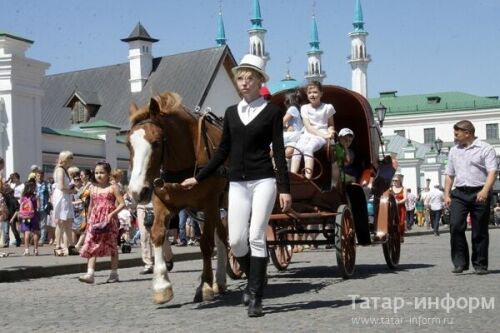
[
  {"left": 368, "top": 90, "right": 500, "bottom": 193},
  {"left": 0, "top": 24, "right": 239, "bottom": 179},
  {"left": 0, "top": 33, "right": 49, "bottom": 178}
]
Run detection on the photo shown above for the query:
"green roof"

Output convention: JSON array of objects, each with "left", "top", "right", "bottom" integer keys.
[
  {"left": 384, "top": 135, "right": 430, "bottom": 159},
  {"left": 79, "top": 120, "right": 121, "bottom": 129},
  {"left": 369, "top": 91, "right": 500, "bottom": 116},
  {"left": 268, "top": 77, "right": 300, "bottom": 94},
  {"left": 0, "top": 31, "right": 33, "bottom": 44},
  {"left": 42, "top": 127, "right": 101, "bottom": 140},
  {"left": 116, "top": 135, "right": 128, "bottom": 144}
]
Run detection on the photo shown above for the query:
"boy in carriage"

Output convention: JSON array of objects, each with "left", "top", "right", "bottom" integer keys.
[{"left": 332, "top": 127, "right": 359, "bottom": 186}]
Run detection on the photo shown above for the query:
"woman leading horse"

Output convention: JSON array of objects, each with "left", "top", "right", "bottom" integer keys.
[{"left": 181, "top": 54, "right": 292, "bottom": 317}]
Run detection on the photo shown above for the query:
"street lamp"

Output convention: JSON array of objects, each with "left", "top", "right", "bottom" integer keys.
[
  {"left": 375, "top": 103, "right": 387, "bottom": 127},
  {"left": 434, "top": 138, "right": 443, "bottom": 155}
]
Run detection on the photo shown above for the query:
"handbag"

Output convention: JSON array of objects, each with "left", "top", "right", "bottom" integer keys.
[
  {"left": 91, "top": 221, "right": 111, "bottom": 235},
  {"left": 44, "top": 202, "right": 53, "bottom": 215},
  {"left": 143, "top": 209, "right": 154, "bottom": 228}
]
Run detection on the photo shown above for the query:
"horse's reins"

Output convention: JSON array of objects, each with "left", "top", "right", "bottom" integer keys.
[{"left": 194, "top": 115, "right": 219, "bottom": 175}]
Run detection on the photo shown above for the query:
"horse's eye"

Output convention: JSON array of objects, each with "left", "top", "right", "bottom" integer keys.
[{"left": 152, "top": 141, "right": 161, "bottom": 149}]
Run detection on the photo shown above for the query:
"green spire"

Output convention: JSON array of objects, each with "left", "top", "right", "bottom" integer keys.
[
  {"left": 353, "top": 0, "right": 366, "bottom": 32},
  {"left": 215, "top": 10, "right": 226, "bottom": 46},
  {"left": 309, "top": 15, "right": 320, "bottom": 52},
  {"left": 250, "top": 0, "right": 264, "bottom": 30}
]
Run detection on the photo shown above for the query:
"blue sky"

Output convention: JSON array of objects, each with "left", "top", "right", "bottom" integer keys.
[{"left": 1, "top": 0, "right": 499, "bottom": 98}]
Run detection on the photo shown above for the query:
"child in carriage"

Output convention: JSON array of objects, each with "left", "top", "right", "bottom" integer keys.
[
  {"left": 290, "top": 81, "right": 336, "bottom": 179},
  {"left": 332, "top": 127, "right": 358, "bottom": 186},
  {"left": 282, "top": 89, "right": 304, "bottom": 159}
]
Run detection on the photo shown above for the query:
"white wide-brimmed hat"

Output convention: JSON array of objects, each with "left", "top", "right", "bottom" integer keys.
[
  {"left": 338, "top": 128, "right": 354, "bottom": 137},
  {"left": 232, "top": 54, "right": 269, "bottom": 82}
]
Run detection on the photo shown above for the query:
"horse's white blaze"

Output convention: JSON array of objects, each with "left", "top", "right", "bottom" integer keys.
[
  {"left": 128, "top": 128, "right": 152, "bottom": 196},
  {"left": 153, "top": 245, "right": 171, "bottom": 291}
]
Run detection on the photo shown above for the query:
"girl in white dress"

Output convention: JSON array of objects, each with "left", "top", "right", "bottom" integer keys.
[
  {"left": 52, "top": 150, "right": 77, "bottom": 256},
  {"left": 290, "top": 81, "right": 336, "bottom": 179},
  {"left": 282, "top": 89, "right": 304, "bottom": 159}
]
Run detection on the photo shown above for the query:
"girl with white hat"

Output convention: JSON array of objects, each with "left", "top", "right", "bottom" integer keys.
[{"left": 181, "top": 54, "right": 292, "bottom": 317}]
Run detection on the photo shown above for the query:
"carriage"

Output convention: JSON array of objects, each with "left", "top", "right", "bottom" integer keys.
[
  {"left": 127, "top": 86, "right": 400, "bottom": 305},
  {"left": 228, "top": 85, "right": 401, "bottom": 279}
]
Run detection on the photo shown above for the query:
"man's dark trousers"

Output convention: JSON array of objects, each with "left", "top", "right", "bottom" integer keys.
[{"left": 450, "top": 188, "right": 490, "bottom": 270}]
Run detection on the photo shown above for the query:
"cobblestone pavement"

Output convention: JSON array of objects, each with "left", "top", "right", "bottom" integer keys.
[{"left": 2, "top": 229, "right": 499, "bottom": 333}]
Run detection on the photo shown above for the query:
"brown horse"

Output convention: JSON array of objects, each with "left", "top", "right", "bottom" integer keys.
[{"left": 127, "top": 91, "right": 229, "bottom": 304}]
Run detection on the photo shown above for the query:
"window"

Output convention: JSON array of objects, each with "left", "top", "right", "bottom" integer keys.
[
  {"left": 424, "top": 128, "right": 436, "bottom": 145},
  {"left": 394, "top": 130, "right": 405, "bottom": 137},
  {"left": 71, "top": 101, "right": 89, "bottom": 124},
  {"left": 486, "top": 123, "right": 498, "bottom": 140},
  {"left": 426, "top": 96, "right": 441, "bottom": 104}
]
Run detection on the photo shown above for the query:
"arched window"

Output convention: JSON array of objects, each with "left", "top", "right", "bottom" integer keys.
[{"left": 257, "top": 43, "right": 262, "bottom": 57}]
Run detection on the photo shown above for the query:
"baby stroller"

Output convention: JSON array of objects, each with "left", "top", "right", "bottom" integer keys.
[
  {"left": 118, "top": 209, "right": 133, "bottom": 254},
  {"left": 118, "top": 228, "right": 132, "bottom": 253}
]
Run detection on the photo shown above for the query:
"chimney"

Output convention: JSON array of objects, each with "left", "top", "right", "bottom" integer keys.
[{"left": 121, "top": 22, "right": 158, "bottom": 93}]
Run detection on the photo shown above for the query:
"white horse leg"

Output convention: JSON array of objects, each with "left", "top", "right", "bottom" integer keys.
[
  {"left": 152, "top": 245, "right": 174, "bottom": 304},
  {"left": 213, "top": 230, "right": 227, "bottom": 295}
]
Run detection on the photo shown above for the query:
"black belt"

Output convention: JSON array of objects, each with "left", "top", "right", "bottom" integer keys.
[{"left": 456, "top": 186, "right": 483, "bottom": 193}]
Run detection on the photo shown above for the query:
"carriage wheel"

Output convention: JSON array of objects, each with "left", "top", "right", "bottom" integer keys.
[
  {"left": 335, "top": 204, "right": 356, "bottom": 278},
  {"left": 269, "top": 228, "right": 293, "bottom": 271},
  {"left": 226, "top": 249, "right": 244, "bottom": 279},
  {"left": 383, "top": 196, "right": 401, "bottom": 269}
]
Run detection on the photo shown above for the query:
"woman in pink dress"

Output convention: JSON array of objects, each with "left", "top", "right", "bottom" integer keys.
[{"left": 79, "top": 161, "right": 125, "bottom": 284}]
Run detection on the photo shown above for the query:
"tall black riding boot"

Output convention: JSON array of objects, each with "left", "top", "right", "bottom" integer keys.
[
  {"left": 235, "top": 252, "right": 251, "bottom": 305},
  {"left": 247, "top": 256, "right": 267, "bottom": 317}
]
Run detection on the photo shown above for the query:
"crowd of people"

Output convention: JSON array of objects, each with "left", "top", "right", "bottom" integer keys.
[
  {"left": 0, "top": 151, "right": 204, "bottom": 280},
  {"left": 0, "top": 53, "right": 498, "bottom": 318},
  {"left": 393, "top": 178, "right": 447, "bottom": 237}
]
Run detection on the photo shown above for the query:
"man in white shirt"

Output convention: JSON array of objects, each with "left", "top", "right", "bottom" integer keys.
[
  {"left": 405, "top": 188, "right": 417, "bottom": 230},
  {"left": 444, "top": 120, "right": 497, "bottom": 274},
  {"left": 427, "top": 185, "right": 444, "bottom": 236}
]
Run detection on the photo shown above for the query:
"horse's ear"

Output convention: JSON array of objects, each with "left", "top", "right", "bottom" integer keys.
[
  {"left": 128, "top": 102, "right": 139, "bottom": 117},
  {"left": 149, "top": 97, "right": 160, "bottom": 117}
]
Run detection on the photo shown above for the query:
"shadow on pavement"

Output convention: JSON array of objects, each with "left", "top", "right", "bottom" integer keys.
[
  {"left": 264, "top": 299, "right": 356, "bottom": 314},
  {"left": 352, "top": 263, "right": 435, "bottom": 279},
  {"left": 268, "top": 263, "right": 434, "bottom": 281},
  {"left": 193, "top": 281, "right": 332, "bottom": 310}
]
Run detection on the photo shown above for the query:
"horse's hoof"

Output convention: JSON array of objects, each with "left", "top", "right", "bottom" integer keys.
[
  {"left": 202, "top": 282, "right": 214, "bottom": 301},
  {"left": 212, "top": 282, "right": 226, "bottom": 296},
  {"left": 152, "top": 287, "right": 174, "bottom": 304}
]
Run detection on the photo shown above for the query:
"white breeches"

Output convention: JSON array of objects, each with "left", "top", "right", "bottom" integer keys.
[
  {"left": 291, "top": 134, "right": 326, "bottom": 162},
  {"left": 228, "top": 178, "right": 277, "bottom": 258}
]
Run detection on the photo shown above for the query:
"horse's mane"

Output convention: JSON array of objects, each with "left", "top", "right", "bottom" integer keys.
[{"left": 129, "top": 91, "right": 192, "bottom": 126}]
